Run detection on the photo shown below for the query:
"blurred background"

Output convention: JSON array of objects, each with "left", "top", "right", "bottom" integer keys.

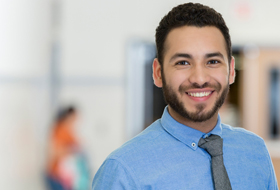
[{"left": 1, "top": 0, "right": 280, "bottom": 189}]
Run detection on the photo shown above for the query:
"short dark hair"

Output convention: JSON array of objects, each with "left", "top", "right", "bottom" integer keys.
[
  {"left": 155, "top": 3, "right": 231, "bottom": 65},
  {"left": 56, "top": 106, "right": 76, "bottom": 123}
]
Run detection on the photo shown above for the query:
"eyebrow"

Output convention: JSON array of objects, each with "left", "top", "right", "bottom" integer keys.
[
  {"left": 169, "top": 52, "right": 225, "bottom": 63},
  {"left": 205, "top": 52, "right": 224, "bottom": 59},
  {"left": 169, "top": 53, "right": 192, "bottom": 63}
]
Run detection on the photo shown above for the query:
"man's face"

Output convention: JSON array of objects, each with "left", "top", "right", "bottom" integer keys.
[{"left": 153, "top": 26, "right": 235, "bottom": 123}]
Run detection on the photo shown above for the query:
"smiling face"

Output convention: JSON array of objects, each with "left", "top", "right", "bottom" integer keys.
[{"left": 153, "top": 26, "right": 235, "bottom": 128}]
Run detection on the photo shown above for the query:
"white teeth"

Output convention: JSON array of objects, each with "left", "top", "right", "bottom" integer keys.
[{"left": 188, "top": 91, "right": 211, "bottom": 97}]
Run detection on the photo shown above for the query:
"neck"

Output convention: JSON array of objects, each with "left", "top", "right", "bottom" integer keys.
[{"left": 168, "top": 107, "right": 219, "bottom": 133}]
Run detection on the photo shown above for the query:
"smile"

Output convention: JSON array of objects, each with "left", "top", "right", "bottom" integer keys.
[{"left": 187, "top": 91, "right": 212, "bottom": 98}]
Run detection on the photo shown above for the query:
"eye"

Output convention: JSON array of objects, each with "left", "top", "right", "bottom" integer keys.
[
  {"left": 207, "top": 60, "right": 220, "bottom": 64},
  {"left": 176, "top": 61, "right": 190, "bottom": 65}
]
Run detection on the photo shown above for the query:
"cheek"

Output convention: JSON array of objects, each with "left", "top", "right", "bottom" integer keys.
[
  {"left": 213, "top": 66, "right": 229, "bottom": 79},
  {"left": 212, "top": 72, "right": 229, "bottom": 86},
  {"left": 166, "top": 72, "right": 188, "bottom": 88}
]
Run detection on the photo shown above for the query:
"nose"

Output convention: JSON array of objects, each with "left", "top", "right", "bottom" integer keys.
[{"left": 188, "top": 65, "right": 210, "bottom": 87}]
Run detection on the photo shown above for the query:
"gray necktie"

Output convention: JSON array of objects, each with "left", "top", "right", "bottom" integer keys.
[{"left": 198, "top": 134, "right": 232, "bottom": 190}]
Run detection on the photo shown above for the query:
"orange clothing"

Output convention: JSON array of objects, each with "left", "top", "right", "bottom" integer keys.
[{"left": 47, "top": 122, "right": 79, "bottom": 179}]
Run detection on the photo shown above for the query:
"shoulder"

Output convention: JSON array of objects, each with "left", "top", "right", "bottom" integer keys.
[
  {"left": 221, "top": 124, "right": 277, "bottom": 185},
  {"left": 107, "top": 119, "right": 168, "bottom": 161},
  {"left": 92, "top": 157, "right": 140, "bottom": 189},
  {"left": 222, "top": 123, "right": 263, "bottom": 140},
  {"left": 221, "top": 124, "right": 271, "bottom": 163},
  {"left": 221, "top": 123, "right": 268, "bottom": 151},
  {"left": 92, "top": 120, "right": 165, "bottom": 187},
  {"left": 92, "top": 119, "right": 170, "bottom": 188}
]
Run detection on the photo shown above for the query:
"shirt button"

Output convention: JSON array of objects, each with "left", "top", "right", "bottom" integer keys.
[
  {"left": 191, "top": 143, "right": 196, "bottom": 147},
  {"left": 205, "top": 134, "right": 208, "bottom": 138}
]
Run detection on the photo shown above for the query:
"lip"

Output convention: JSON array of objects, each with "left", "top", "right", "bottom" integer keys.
[
  {"left": 186, "top": 88, "right": 214, "bottom": 93},
  {"left": 185, "top": 89, "right": 215, "bottom": 102}
]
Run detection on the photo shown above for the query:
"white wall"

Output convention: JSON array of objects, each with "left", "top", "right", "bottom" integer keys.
[
  {"left": 0, "top": 1, "right": 51, "bottom": 189},
  {"left": 1, "top": 0, "right": 280, "bottom": 189}
]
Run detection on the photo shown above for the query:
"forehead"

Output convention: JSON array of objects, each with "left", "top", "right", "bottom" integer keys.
[{"left": 164, "top": 26, "right": 228, "bottom": 62}]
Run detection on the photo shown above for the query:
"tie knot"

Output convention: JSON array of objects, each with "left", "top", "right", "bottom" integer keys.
[{"left": 198, "top": 135, "right": 223, "bottom": 157}]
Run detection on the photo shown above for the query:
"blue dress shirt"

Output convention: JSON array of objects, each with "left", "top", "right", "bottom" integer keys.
[{"left": 92, "top": 107, "right": 278, "bottom": 190}]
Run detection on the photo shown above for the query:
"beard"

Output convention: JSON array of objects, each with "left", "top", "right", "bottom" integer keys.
[{"left": 161, "top": 72, "right": 229, "bottom": 122}]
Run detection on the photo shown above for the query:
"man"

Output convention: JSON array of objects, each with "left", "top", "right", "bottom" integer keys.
[{"left": 92, "top": 3, "right": 278, "bottom": 190}]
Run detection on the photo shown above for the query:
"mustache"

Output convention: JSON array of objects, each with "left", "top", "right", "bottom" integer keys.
[{"left": 179, "top": 82, "right": 222, "bottom": 93}]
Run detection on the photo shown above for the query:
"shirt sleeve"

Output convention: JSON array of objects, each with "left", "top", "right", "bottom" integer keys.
[
  {"left": 267, "top": 159, "right": 279, "bottom": 190},
  {"left": 92, "top": 158, "right": 139, "bottom": 190},
  {"left": 264, "top": 145, "right": 279, "bottom": 190}
]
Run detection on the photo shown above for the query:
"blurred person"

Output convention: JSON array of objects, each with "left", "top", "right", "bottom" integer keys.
[
  {"left": 46, "top": 106, "right": 90, "bottom": 190},
  {"left": 92, "top": 3, "right": 278, "bottom": 190}
]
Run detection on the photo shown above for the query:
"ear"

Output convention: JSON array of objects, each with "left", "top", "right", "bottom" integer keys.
[
  {"left": 152, "top": 58, "right": 163, "bottom": 88},
  {"left": 229, "top": 56, "right": 236, "bottom": 85}
]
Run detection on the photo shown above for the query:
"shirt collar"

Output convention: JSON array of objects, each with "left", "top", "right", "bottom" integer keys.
[{"left": 160, "top": 106, "right": 222, "bottom": 151}]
